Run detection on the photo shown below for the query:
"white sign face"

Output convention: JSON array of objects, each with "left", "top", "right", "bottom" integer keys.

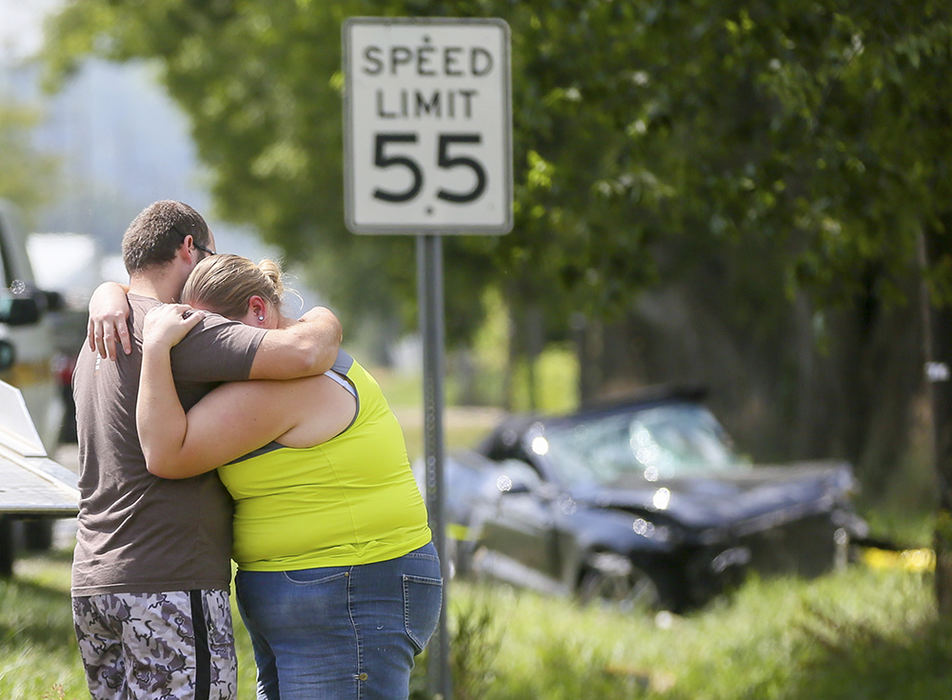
[{"left": 343, "top": 17, "right": 512, "bottom": 235}]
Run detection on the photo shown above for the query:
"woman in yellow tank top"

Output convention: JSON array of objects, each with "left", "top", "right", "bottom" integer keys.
[{"left": 135, "top": 254, "right": 441, "bottom": 700}]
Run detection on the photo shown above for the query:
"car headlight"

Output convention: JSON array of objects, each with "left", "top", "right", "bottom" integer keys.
[{"left": 651, "top": 487, "right": 671, "bottom": 511}]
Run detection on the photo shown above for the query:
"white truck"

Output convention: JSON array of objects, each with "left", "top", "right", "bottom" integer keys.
[{"left": 0, "top": 199, "right": 76, "bottom": 574}]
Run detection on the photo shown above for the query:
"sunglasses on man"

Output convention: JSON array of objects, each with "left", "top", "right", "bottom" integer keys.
[{"left": 173, "top": 225, "right": 216, "bottom": 257}]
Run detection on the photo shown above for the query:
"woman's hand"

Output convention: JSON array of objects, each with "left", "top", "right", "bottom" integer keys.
[{"left": 143, "top": 304, "right": 205, "bottom": 350}]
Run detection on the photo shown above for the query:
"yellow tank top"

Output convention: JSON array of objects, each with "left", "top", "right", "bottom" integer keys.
[{"left": 218, "top": 352, "right": 431, "bottom": 571}]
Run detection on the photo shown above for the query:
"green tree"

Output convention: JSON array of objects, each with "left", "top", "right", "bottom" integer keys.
[
  {"left": 0, "top": 98, "right": 57, "bottom": 222},
  {"left": 40, "top": 1, "right": 495, "bottom": 351}
]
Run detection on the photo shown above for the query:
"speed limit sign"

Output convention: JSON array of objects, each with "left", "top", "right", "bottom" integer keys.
[{"left": 343, "top": 17, "right": 512, "bottom": 234}]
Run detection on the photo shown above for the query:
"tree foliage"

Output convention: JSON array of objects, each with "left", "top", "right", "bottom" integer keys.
[
  {"left": 39, "top": 0, "right": 952, "bottom": 309},
  {"left": 40, "top": 0, "right": 951, "bottom": 439},
  {"left": 0, "top": 97, "right": 57, "bottom": 222}
]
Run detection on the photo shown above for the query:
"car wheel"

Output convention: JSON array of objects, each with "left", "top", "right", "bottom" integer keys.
[{"left": 578, "top": 552, "right": 668, "bottom": 612}]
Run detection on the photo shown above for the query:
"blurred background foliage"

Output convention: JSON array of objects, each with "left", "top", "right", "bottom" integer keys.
[
  {"left": 0, "top": 99, "right": 57, "bottom": 224},
  {"left": 32, "top": 0, "right": 952, "bottom": 508}
]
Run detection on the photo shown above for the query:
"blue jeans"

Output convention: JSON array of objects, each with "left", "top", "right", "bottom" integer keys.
[{"left": 235, "top": 542, "right": 442, "bottom": 699}]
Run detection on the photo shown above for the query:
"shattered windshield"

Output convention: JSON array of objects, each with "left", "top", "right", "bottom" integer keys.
[{"left": 539, "top": 403, "right": 745, "bottom": 486}]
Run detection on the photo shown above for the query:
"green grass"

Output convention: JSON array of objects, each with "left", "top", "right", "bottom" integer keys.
[
  {"left": 2, "top": 546, "right": 948, "bottom": 699},
  {"left": 0, "top": 552, "right": 86, "bottom": 699},
  {"left": 437, "top": 567, "right": 945, "bottom": 700}
]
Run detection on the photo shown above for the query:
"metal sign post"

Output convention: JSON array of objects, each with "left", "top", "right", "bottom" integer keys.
[
  {"left": 343, "top": 17, "right": 512, "bottom": 699},
  {"left": 416, "top": 233, "right": 448, "bottom": 696}
]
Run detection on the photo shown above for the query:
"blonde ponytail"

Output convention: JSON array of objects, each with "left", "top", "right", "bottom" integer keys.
[{"left": 257, "top": 259, "right": 285, "bottom": 300}]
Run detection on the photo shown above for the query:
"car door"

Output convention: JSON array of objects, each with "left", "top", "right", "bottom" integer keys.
[{"left": 476, "top": 458, "right": 567, "bottom": 590}]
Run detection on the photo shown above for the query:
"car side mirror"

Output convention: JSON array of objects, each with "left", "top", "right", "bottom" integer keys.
[
  {"left": 503, "top": 478, "right": 532, "bottom": 495},
  {"left": 0, "top": 339, "right": 14, "bottom": 371},
  {"left": 496, "top": 459, "right": 543, "bottom": 495},
  {"left": 0, "top": 296, "right": 41, "bottom": 326},
  {"left": 42, "top": 290, "right": 65, "bottom": 312}
]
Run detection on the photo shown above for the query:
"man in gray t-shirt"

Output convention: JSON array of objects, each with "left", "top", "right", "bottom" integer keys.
[{"left": 70, "top": 201, "right": 341, "bottom": 700}]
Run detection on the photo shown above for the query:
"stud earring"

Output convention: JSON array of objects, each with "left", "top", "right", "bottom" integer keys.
[{"left": 258, "top": 315, "right": 265, "bottom": 322}]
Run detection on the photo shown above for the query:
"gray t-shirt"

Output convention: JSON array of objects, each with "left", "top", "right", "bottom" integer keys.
[{"left": 71, "top": 293, "right": 267, "bottom": 596}]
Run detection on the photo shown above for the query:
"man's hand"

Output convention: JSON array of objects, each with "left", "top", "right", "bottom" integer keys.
[
  {"left": 299, "top": 306, "right": 343, "bottom": 344},
  {"left": 248, "top": 305, "right": 342, "bottom": 380},
  {"left": 142, "top": 305, "right": 205, "bottom": 351},
  {"left": 87, "top": 282, "right": 132, "bottom": 360}
]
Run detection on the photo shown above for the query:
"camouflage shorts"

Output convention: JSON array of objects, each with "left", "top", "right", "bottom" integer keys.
[{"left": 72, "top": 589, "right": 237, "bottom": 700}]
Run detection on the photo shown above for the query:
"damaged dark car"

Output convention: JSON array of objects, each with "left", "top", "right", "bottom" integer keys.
[{"left": 434, "top": 387, "right": 868, "bottom": 612}]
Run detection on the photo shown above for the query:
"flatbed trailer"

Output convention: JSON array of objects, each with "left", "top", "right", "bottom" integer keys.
[{"left": 0, "top": 380, "right": 78, "bottom": 576}]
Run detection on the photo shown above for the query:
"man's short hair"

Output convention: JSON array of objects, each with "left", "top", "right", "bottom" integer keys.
[{"left": 121, "top": 200, "right": 212, "bottom": 274}]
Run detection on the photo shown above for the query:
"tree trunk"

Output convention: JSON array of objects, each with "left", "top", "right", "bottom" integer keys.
[
  {"left": 524, "top": 305, "right": 544, "bottom": 412},
  {"left": 832, "top": 271, "right": 881, "bottom": 479},
  {"left": 504, "top": 304, "right": 517, "bottom": 412},
  {"left": 573, "top": 315, "right": 603, "bottom": 406},
  {"left": 923, "top": 225, "right": 952, "bottom": 617}
]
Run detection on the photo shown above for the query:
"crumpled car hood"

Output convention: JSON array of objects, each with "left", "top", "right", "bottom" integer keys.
[{"left": 578, "top": 460, "right": 856, "bottom": 532}]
